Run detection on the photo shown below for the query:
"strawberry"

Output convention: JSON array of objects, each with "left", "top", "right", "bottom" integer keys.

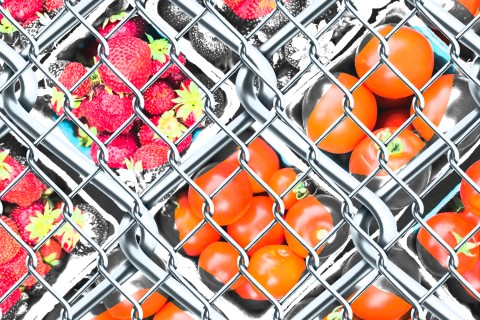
[
  {"left": 81, "top": 87, "right": 134, "bottom": 133},
  {"left": 4, "top": 249, "right": 50, "bottom": 288},
  {"left": 0, "top": 12, "right": 16, "bottom": 34},
  {"left": 143, "top": 80, "right": 176, "bottom": 115},
  {"left": 2, "top": 0, "right": 43, "bottom": 23},
  {"left": 0, "top": 216, "right": 21, "bottom": 265},
  {"left": 53, "top": 206, "right": 86, "bottom": 253},
  {"left": 90, "top": 132, "right": 138, "bottom": 169},
  {"left": 40, "top": 239, "right": 64, "bottom": 266},
  {"left": 147, "top": 34, "right": 186, "bottom": 79},
  {"left": 137, "top": 110, "right": 190, "bottom": 149},
  {"left": 0, "top": 268, "right": 21, "bottom": 314},
  {"left": 173, "top": 80, "right": 204, "bottom": 127},
  {"left": 133, "top": 143, "right": 169, "bottom": 170},
  {"left": 166, "top": 70, "right": 187, "bottom": 89},
  {"left": 98, "top": 13, "right": 147, "bottom": 40},
  {"left": 0, "top": 150, "right": 45, "bottom": 206},
  {"left": 11, "top": 201, "right": 61, "bottom": 246},
  {"left": 44, "top": 0, "right": 64, "bottom": 13},
  {"left": 224, "top": 0, "right": 276, "bottom": 20},
  {"left": 98, "top": 36, "right": 151, "bottom": 93},
  {"left": 50, "top": 62, "right": 91, "bottom": 117}
]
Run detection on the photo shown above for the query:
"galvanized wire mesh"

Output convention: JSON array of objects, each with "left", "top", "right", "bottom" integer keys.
[{"left": 0, "top": 0, "right": 479, "bottom": 319}]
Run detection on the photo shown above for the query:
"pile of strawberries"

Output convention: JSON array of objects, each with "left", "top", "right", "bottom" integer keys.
[
  {"left": 0, "top": 149, "right": 90, "bottom": 316},
  {"left": 48, "top": 11, "right": 205, "bottom": 172}
]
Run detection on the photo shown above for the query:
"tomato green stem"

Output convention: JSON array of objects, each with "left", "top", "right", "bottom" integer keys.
[{"left": 452, "top": 231, "right": 480, "bottom": 257}]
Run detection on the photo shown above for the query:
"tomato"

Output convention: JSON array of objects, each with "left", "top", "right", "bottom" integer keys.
[
  {"left": 247, "top": 245, "right": 305, "bottom": 299},
  {"left": 460, "top": 160, "right": 480, "bottom": 216},
  {"left": 350, "top": 127, "right": 425, "bottom": 177},
  {"left": 375, "top": 94, "right": 413, "bottom": 110},
  {"left": 174, "top": 192, "right": 221, "bottom": 256},
  {"left": 457, "top": 0, "right": 480, "bottom": 15},
  {"left": 267, "top": 168, "right": 309, "bottom": 210},
  {"left": 351, "top": 286, "right": 411, "bottom": 320},
  {"left": 305, "top": 72, "right": 377, "bottom": 154},
  {"left": 105, "top": 288, "right": 167, "bottom": 319},
  {"left": 198, "top": 241, "right": 244, "bottom": 290},
  {"left": 227, "top": 196, "right": 285, "bottom": 256},
  {"left": 153, "top": 302, "right": 194, "bottom": 320},
  {"left": 91, "top": 311, "right": 117, "bottom": 320},
  {"left": 188, "top": 161, "right": 253, "bottom": 226},
  {"left": 410, "top": 74, "right": 454, "bottom": 141},
  {"left": 355, "top": 25, "right": 434, "bottom": 99},
  {"left": 225, "top": 137, "right": 280, "bottom": 193},
  {"left": 284, "top": 196, "right": 334, "bottom": 258},
  {"left": 417, "top": 212, "right": 480, "bottom": 276},
  {"left": 375, "top": 108, "right": 412, "bottom": 131}
]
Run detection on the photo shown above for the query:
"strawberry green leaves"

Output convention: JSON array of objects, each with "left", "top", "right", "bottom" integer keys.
[
  {"left": 154, "top": 110, "right": 187, "bottom": 141},
  {"left": 0, "top": 150, "right": 13, "bottom": 181},
  {"left": 174, "top": 81, "right": 205, "bottom": 126},
  {"left": 0, "top": 13, "right": 16, "bottom": 34},
  {"left": 147, "top": 34, "right": 170, "bottom": 63},
  {"left": 24, "top": 203, "right": 61, "bottom": 243},
  {"left": 55, "top": 207, "right": 86, "bottom": 253},
  {"left": 78, "top": 125, "right": 98, "bottom": 148}
]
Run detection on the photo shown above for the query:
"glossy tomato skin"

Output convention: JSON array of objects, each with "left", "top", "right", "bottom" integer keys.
[
  {"left": 227, "top": 196, "right": 285, "bottom": 257},
  {"left": 232, "top": 279, "right": 271, "bottom": 311},
  {"left": 225, "top": 137, "right": 280, "bottom": 193},
  {"left": 349, "top": 127, "right": 428, "bottom": 209},
  {"left": 153, "top": 302, "right": 194, "bottom": 320},
  {"left": 267, "top": 168, "right": 311, "bottom": 210},
  {"left": 173, "top": 192, "right": 221, "bottom": 256},
  {"left": 198, "top": 241, "right": 244, "bottom": 291},
  {"left": 106, "top": 289, "right": 167, "bottom": 319},
  {"left": 305, "top": 72, "right": 377, "bottom": 154},
  {"left": 247, "top": 245, "right": 305, "bottom": 299},
  {"left": 188, "top": 161, "right": 253, "bottom": 226},
  {"left": 417, "top": 212, "right": 480, "bottom": 276},
  {"left": 355, "top": 25, "right": 434, "bottom": 99},
  {"left": 460, "top": 160, "right": 480, "bottom": 216},
  {"left": 375, "top": 108, "right": 412, "bottom": 131},
  {"left": 284, "top": 196, "right": 334, "bottom": 258}
]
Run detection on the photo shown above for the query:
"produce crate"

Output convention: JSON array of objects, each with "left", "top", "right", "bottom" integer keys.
[{"left": 1, "top": 0, "right": 480, "bottom": 319}]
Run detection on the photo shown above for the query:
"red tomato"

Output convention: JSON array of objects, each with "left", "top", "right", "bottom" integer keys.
[
  {"left": 460, "top": 160, "right": 480, "bottom": 216},
  {"left": 198, "top": 241, "right": 244, "bottom": 290},
  {"left": 355, "top": 25, "right": 434, "bottom": 99},
  {"left": 460, "top": 253, "right": 480, "bottom": 300},
  {"left": 459, "top": 210, "right": 480, "bottom": 230},
  {"left": 457, "top": 0, "right": 480, "bottom": 15},
  {"left": 267, "top": 168, "right": 309, "bottom": 209},
  {"left": 375, "top": 108, "right": 412, "bottom": 131},
  {"left": 350, "top": 127, "right": 425, "bottom": 176},
  {"left": 351, "top": 286, "right": 411, "bottom": 320},
  {"left": 188, "top": 161, "right": 253, "bottom": 226},
  {"left": 234, "top": 279, "right": 268, "bottom": 301},
  {"left": 227, "top": 196, "right": 285, "bottom": 256},
  {"left": 225, "top": 137, "right": 280, "bottom": 193},
  {"left": 410, "top": 74, "right": 454, "bottom": 141},
  {"left": 106, "top": 289, "right": 167, "bottom": 319},
  {"left": 91, "top": 311, "right": 117, "bottom": 320},
  {"left": 247, "top": 245, "right": 305, "bottom": 299},
  {"left": 153, "top": 302, "right": 194, "bottom": 320},
  {"left": 175, "top": 192, "right": 221, "bottom": 256},
  {"left": 306, "top": 73, "right": 377, "bottom": 154},
  {"left": 417, "top": 212, "right": 480, "bottom": 275},
  {"left": 284, "top": 196, "right": 334, "bottom": 258}
]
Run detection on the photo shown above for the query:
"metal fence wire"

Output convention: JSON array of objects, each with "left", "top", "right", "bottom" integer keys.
[{"left": 0, "top": 0, "right": 480, "bottom": 319}]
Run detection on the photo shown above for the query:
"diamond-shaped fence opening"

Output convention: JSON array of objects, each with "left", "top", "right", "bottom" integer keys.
[{"left": 1, "top": 0, "right": 480, "bottom": 319}]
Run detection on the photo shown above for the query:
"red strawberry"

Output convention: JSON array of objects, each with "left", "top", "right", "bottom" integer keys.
[
  {"left": 224, "top": 0, "right": 277, "bottom": 20},
  {"left": 90, "top": 132, "right": 138, "bottom": 169},
  {"left": 147, "top": 34, "right": 186, "bottom": 79},
  {"left": 0, "top": 216, "right": 21, "bottom": 265},
  {"left": 81, "top": 87, "right": 134, "bottom": 133},
  {"left": 0, "top": 268, "right": 21, "bottom": 314},
  {"left": 11, "top": 201, "right": 60, "bottom": 246},
  {"left": 98, "top": 13, "right": 147, "bottom": 40},
  {"left": 50, "top": 62, "right": 91, "bottom": 117},
  {"left": 2, "top": 0, "right": 43, "bottom": 23},
  {"left": 40, "top": 239, "right": 64, "bottom": 266},
  {"left": 166, "top": 70, "right": 187, "bottom": 89},
  {"left": 137, "top": 110, "right": 188, "bottom": 147},
  {"left": 143, "top": 80, "right": 176, "bottom": 115},
  {"left": 4, "top": 249, "right": 50, "bottom": 288},
  {"left": 98, "top": 36, "right": 151, "bottom": 93},
  {"left": 54, "top": 206, "right": 86, "bottom": 253},
  {"left": 133, "top": 143, "right": 169, "bottom": 170},
  {"left": 0, "top": 150, "right": 46, "bottom": 206},
  {"left": 44, "top": 0, "right": 64, "bottom": 12},
  {"left": 173, "top": 80, "right": 205, "bottom": 127},
  {"left": 21, "top": 13, "right": 39, "bottom": 27}
]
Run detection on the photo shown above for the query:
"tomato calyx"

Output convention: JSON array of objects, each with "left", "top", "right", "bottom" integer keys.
[
  {"left": 452, "top": 231, "right": 480, "bottom": 257},
  {"left": 292, "top": 181, "right": 309, "bottom": 200},
  {"left": 326, "top": 306, "right": 343, "bottom": 320},
  {"left": 375, "top": 131, "right": 404, "bottom": 155}
]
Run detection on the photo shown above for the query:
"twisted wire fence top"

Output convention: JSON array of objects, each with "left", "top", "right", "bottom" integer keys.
[{"left": 0, "top": 0, "right": 480, "bottom": 319}]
